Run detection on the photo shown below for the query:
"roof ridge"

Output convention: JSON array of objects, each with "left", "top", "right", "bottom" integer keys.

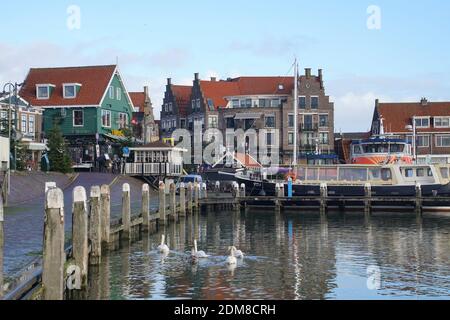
[{"left": 29, "top": 65, "right": 116, "bottom": 70}]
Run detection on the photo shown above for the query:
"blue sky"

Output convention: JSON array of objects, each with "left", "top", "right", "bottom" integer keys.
[{"left": 1, "top": 0, "right": 450, "bottom": 131}]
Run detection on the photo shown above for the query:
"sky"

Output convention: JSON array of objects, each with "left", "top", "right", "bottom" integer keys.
[{"left": 1, "top": 0, "right": 450, "bottom": 132}]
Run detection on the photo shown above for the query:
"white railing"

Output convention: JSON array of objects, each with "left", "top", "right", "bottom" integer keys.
[{"left": 124, "top": 163, "right": 183, "bottom": 176}]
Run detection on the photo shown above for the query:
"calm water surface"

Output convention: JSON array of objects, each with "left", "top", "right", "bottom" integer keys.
[{"left": 90, "top": 210, "right": 450, "bottom": 300}]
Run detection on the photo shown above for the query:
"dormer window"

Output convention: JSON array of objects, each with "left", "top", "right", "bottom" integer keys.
[
  {"left": 63, "top": 83, "right": 81, "bottom": 99},
  {"left": 36, "top": 84, "right": 55, "bottom": 100}
]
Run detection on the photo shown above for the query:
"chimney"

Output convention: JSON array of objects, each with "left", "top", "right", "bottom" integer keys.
[
  {"left": 305, "top": 68, "right": 311, "bottom": 78},
  {"left": 167, "top": 78, "right": 172, "bottom": 86},
  {"left": 318, "top": 69, "right": 324, "bottom": 89},
  {"left": 211, "top": 77, "right": 217, "bottom": 82},
  {"left": 375, "top": 99, "right": 379, "bottom": 107},
  {"left": 420, "top": 97, "right": 428, "bottom": 106},
  {"left": 144, "top": 86, "right": 149, "bottom": 96},
  {"left": 194, "top": 73, "right": 199, "bottom": 81}
]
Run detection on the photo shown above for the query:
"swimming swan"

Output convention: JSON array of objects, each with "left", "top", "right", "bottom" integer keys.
[
  {"left": 226, "top": 246, "right": 238, "bottom": 265},
  {"left": 157, "top": 234, "right": 170, "bottom": 255},
  {"left": 230, "top": 246, "right": 244, "bottom": 259},
  {"left": 191, "top": 239, "right": 209, "bottom": 259}
]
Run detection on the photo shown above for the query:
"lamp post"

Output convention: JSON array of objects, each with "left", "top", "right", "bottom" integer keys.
[{"left": 405, "top": 116, "right": 417, "bottom": 164}]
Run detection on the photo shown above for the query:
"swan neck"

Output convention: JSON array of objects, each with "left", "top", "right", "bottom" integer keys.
[{"left": 161, "top": 235, "right": 165, "bottom": 246}]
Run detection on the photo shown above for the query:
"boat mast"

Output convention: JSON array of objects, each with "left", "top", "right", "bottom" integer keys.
[{"left": 293, "top": 59, "right": 299, "bottom": 166}]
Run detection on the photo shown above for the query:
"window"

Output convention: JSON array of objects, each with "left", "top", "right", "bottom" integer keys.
[
  {"left": 319, "top": 114, "right": 329, "bottom": 127},
  {"left": 270, "top": 99, "right": 281, "bottom": 108},
  {"left": 259, "top": 99, "right": 267, "bottom": 108},
  {"left": 63, "top": 85, "right": 76, "bottom": 99},
  {"left": 207, "top": 99, "right": 214, "bottom": 110},
  {"left": 116, "top": 88, "right": 122, "bottom": 100},
  {"left": 417, "top": 135, "right": 429, "bottom": 147},
  {"left": 119, "top": 113, "right": 128, "bottom": 129},
  {"left": 266, "top": 132, "right": 275, "bottom": 146},
  {"left": 232, "top": 99, "right": 240, "bottom": 108},
  {"left": 288, "top": 132, "right": 295, "bottom": 145},
  {"left": 209, "top": 116, "right": 218, "bottom": 128},
  {"left": 196, "top": 99, "right": 201, "bottom": 110},
  {"left": 102, "top": 110, "right": 111, "bottom": 128},
  {"left": 240, "top": 99, "right": 246, "bottom": 108},
  {"left": 246, "top": 99, "right": 252, "bottom": 108},
  {"left": 21, "top": 115, "right": 27, "bottom": 133},
  {"left": 172, "top": 120, "right": 176, "bottom": 128},
  {"left": 180, "top": 119, "right": 186, "bottom": 128},
  {"left": 168, "top": 103, "right": 173, "bottom": 112},
  {"left": 265, "top": 116, "right": 275, "bottom": 128},
  {"left": 191, "top": 100, "right": 196, "bottom": 110},
  {"left": 109, "top": 86, "right": 114, "bottom": 99},
  {"left": 311, "top": 96, "right": 319, "bottom": 109},
  {"left": 415, "top": 117, "right": 430, "bottom": 128},
  {"left": 288, "top": 114, "right": 294, "bottom": 128},
  {"left": 226, "top": 117, "right": 235, "bottom": 129},
  {"left": 299, "top": 96, "right": 306, "bottom": 109},
  {"left": 434, "top": 117, "right": 450, "bottom": 128},
  {"left": 436, "top": 135, "right": 450, "bottom": 147},
  {"left": 73, "top": 110, "right": 84, "bottom": 127},
  {"left": 0, "top": 111, "right": 7, "bottom": 131},
  {"left": 404, "top": 168, "right": 414, "bottom": 178},
  {"left": 319, "top": 132, "right": 329, "bottom": 144},
  {"left": 37, "top": 85, "right": 50, "bottom": 99}
]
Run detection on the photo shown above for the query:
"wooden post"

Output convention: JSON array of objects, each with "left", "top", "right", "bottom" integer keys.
[
  {"left": 275, "top": 183, "right": 281, "bottom": 214},
  {"left": 0, "top": 194, "right": 4, "bottom": 298},
  {"left": 233, "top": 182, "right": 240, "bottom": 212},
  {"left": 169, "top": 183, "right": 177, "bottom": 222},
  {"left": 122, "top": 183, "right": 131, "bottom": 241},
  {"left": 186, "top": 183, "right": 193, "bottom": 214},
  {"left": 194, "top": 182, "right": 200, "bottom": 211},
  {"left": 364, "top": 183, "right": 372, "bottom": 217},
  {"left": 100, "top": 185, "right": 111, "bottom": 248},
  {"left": 72, "top": 186, "right": 89, "bottom": 287},
  {"left": 320, "top": 183, "right": 328, "bottom": 216},
  {"left": 159, "top": 182, "right": 166, "bottom": 225},
  {"left": 201, "top": 182, "right": 208, "bottom": 199},
  {"left": 142, "top": 184, "right": 150, "bottom": 232},
  {"left": 279, "top": 183, "right": 285, "bottom": 198},
  {"left": 179, "top": 183, "right": 186, "bottom": 217},
  {"left": 415, "top": 183, "right": 422, "bottom": 217},
  {"left": 42, "top": 188, "right": 65, "bottom": 300},
  {"left": 89, "top": 186, "right": 102, "bottom": 266}
]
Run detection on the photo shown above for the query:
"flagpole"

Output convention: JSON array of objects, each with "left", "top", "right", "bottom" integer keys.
[{"left": 293, "top": 59, "right": 298, "bottom": 166}]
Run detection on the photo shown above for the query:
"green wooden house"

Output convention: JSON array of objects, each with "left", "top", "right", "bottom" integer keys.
[{"left": 20, "top": 65, "right": 135, "bottom": 168}]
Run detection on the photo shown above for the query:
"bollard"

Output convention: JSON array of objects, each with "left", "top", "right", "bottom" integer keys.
[
  {"left": 142, "top": 184, "right": 150, "bottom": 232},
  {"left": 122, "top": 183, "right": 131, "bottom": 241},
  {"left": 42, "top": 188, "right": 65, "bottom": 300},
  {"left": 72, "top": 186, "right": 89, "bottom": 287},
  {"left": 201, "top": 183, "right": 208, "bottom": 199},
  {"left": 180, "top": 183, "right": 186, "bottom": 217},
  {"left": 415, "top": 183, "right": 422, "bottom": 217},
  {"left": 100, "top": 185, "right": 111, "bottom": 247},
  {"left": 186, "top": 182, "right": 193, "bottom": 214},
  {"left": 240, "top": 183, "right": 246, "bottom": 198},
  {"left": 89, "top": 186, "right": 102, "bottom": 265},
  {"left": 215, "top": 181, "right": 220, "bottom": 192},
  {"left": 320, "top": 183, "right": 328, "bottom": 216},
  {"left": 194, "top": 182, "right": 200, "bottom": 210},
  {"left": 159, "top": 182, "right": 166, "bottom": 225},
  {"left": 364, "top": 183, "right": 372, "bottom": 217},
  {"left": 169, "top": 183, "right": 177, "bottom": 222},
  {"left": 0, "top": 194, "right": 4, "bottom": 298}
]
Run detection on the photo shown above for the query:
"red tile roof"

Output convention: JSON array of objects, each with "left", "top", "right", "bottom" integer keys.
[
  {"left": 172, "top": 85, "right": 192, "bottom": 117},
  {"left": 129, "top": 92, "right": 146, "bottom": 112},
  {"left": 377, "top": 101, "right": 450, "bottom": 133},
  {"left": 20, "top": 65, "right": 117, "bottom": 107}
]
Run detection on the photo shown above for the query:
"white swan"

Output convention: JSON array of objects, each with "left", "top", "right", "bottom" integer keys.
[
  {"left": 226, "top": 246, "right": 238, "bottom": 265},
  {"left": 191, "top": 240, "right": 209, "bottom": 259},
  {"left": 230, "top": 246, "right": 244, "bottom": 259},
  {"left": 157, "top": 234, "right": 170, "bottom": 255}
]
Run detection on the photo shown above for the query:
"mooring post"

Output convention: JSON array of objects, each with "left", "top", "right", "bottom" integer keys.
[
  {"left": 275, "top": 183, "right": 281, "bottom": 214},
  {"left": 194, "top": 182, "right": 200, "bottom": 211},
  {"left": 45, "top": 182, "right": 56, "bottom": 193},
  {"left": 179, "top": 183, "right": 186, "bottom": 217},
  {"left": 364, "top": 183, "right": 372, "bottom": 217},
  {"left": 142, "top": 184, "right": 150, "bottom": 232},
  {"left": 42, "top": 188, "right": 65, "bottom": 300},
  {"left": 201, "top": 182, "right": 208, "bottom": 199},
  {"left": 100, "top": 185, "right": 111, "bottom": 248},
  {"left": 0, "top": 194, "right": 4, "bottom": 299},
  {"left": 169, "top": 183, "right": 177, "bottom": 222},
  {"left": 215, "top": 181, "right": 220, "bottom": 193},
  {"left": 320, "top": 183, "right": 328, "bottom": 216},
  {"left": 159, "top": 182, "right": 166, "bottom": 225},
  {"left": 186, "top": 182, "right": 193, "bottom": 215},
  {"left": 122, "top": 183, "right": 131, "bottom": 241},
  {"left": 72, "top": 186, "right": 89, "bottom": 288},
  {"left": 415, "top": 183, "right": 422, "bottom": 217},
  {"left": 232, "top": 182, "right": 240, "bottom": 212},
  {"left": 89, "top": 186, "right": 102, "bottom": 266}
]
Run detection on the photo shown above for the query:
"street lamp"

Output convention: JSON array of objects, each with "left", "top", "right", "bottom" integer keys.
[{"left": 405, "top": 116, "right": 417, "bottom": 164}]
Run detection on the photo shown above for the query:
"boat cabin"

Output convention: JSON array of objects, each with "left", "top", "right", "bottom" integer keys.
[{"left": 351, "top": 137, "right": 413, "bottom": 165}]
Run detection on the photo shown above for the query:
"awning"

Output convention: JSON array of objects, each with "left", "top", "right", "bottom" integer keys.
[
  {"left": 234, "top": 113, "right": 262, "bottom": 120},
  {"left": 104, "top": 134, "right": 127, "bottom": 142}
]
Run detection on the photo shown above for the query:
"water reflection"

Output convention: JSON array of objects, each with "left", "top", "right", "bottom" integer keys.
[{"left": 91, "top": 210, "right": 450, "bottom": 300}]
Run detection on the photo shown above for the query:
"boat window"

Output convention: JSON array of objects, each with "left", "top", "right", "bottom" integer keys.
[
  {"left": 381, "top": 169, "right": 392, "bottom": 182},
  {"left": 390, "top": 144, "right": 405, "bottom": 153},
  {"left": 339, "top": 168, "right": 368, "bottom": 181},
  {"left": 428, "top": 168, "right": 433, "bottom": 177},
  {"left": 307, "top": 168, "right": 318, "bottom": 181},
  {"left": 353, "top": 145, "right": 362, "bottom": 155},
  {"left": 363, "top": 144, "right": 389, "bottom": 153},
  {"left": 319, "top": 168, "right": 338, "bottom": 181},
  {"left": 416, "top": 168, "right": 425, "bottom": 177},
  {"left": 440, "top": 168, "right": 449, "bottom": 179},
  {"left": 369, "top": 168, "right": 381, "bottom": 180},
  {"left": 404, "top": 168, "right": 414, "bottom": 178}
]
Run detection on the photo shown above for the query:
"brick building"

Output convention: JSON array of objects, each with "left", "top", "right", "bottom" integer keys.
[{"left": 129, "top": 86, "right": 159, "bottom": 143}]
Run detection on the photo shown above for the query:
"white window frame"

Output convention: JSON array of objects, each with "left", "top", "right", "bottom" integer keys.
[
  {"left": 434, "top": 117, "right": 450, "bottom": 128},
  {"left": 415, "top": 117, "right": 430, "bottom": 128},
  {"left": 288, "top": 113, "right": 294, "bottom": 128},
  {"left": 417, "top": 135, "right": 430, "bottom": 148},
  {"left": 36, "top": 85, "right": 51, "bottom": 100},
  {"left": 73, "top": 110, "right": 84, "bottom": 127},
  {"left": 209, "top": 115, "right": 218, "bottom": 128},
  {"left": 196, "top": 99, "right": 201, "bottom": 110},
  {"left": 288, "top": 131, "right": 295, "bottom": 145},
  {"left": 119, "top": 112, "right": 128, "bottom": 129},
  {"left": 319, "top": 131, "right": 330, "bottom": 145},
  {"left": 265, "top": 115, "right": 276, "bottom": 128},
  {"left": 436, "top": 135, "right": 450, "bottom": 148},
  {"left": 116, "top": 87, "right": 122, "bottom": 100},
  {"left": 168, "top": 102, "right": 173, "bottom": 112},
  {"left": 28, "top": 114, "right": 35, "bottom": 134},
  {"left": 102, "top": 110, "right": 111, "bottom": 128},
  {"left": 63, "top": 84, "right": 78, "bottom": 99},
  {"left": 109, "top": 86, "right": 114, "bottom": 99},
  {"left": 319, "top": 114, "right": 329, "bottom": 127},
  {"left": 21, "top": 114, "right": 27, "bottom": 133},
  {"left": 311, "top": 96, "right": 319, "bottom": 109},
  {"left": 266, "top": 131, "right": 275, "bottom": 146}
]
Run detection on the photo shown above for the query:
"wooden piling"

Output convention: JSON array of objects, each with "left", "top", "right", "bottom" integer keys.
[
  {"left": 122, "top": 183, "right": 131, "bottom": 241},
  {"left": 0, "top": 194, "right": 4, "bottom": 298},
  {"left": 89, "top": 186, "right": 102, "bottom": 265},
  {"left": 100, "top": 185, "right": 111, "bottom": 248},
  {"left": 415, "top": 183, "right": 422, "bottom": 217},
  {"left": 364, "top": 183, "right": 372, "bottom": 217},
  {"left": 275, "top": 183, "right": 281, "bottom": 214},
  {"left": 159, "top": 182, "right": 166, "bottom": 225},
  {"left": 186, "top": 183, "right": 193, "bottom": 214},
  {"left": 320, "top": 183, "right": 328, "bottom": 216},
  {"left": 72, "top": 186, "right": 89, "bottom": 287},
  {"left": 169, "top": 183, "right": 177, "bottom": 222},
  {"left": 194, "top": 182, "right": 200, "bottom": 211},
  {"left": 179, "top": 183, "right": 186, "bottom": 217},
  {"left": 141, "top": 184, "right": 150, "bottom": 232},
  {"left": 201, "top": 183, "right": 208, "bottom": 199},
  {"left": 233, "top": 182, "right": 240, "bottom": 212},
  {"left": 42, "top": 188, "right": 65, "bottom": 300}
]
